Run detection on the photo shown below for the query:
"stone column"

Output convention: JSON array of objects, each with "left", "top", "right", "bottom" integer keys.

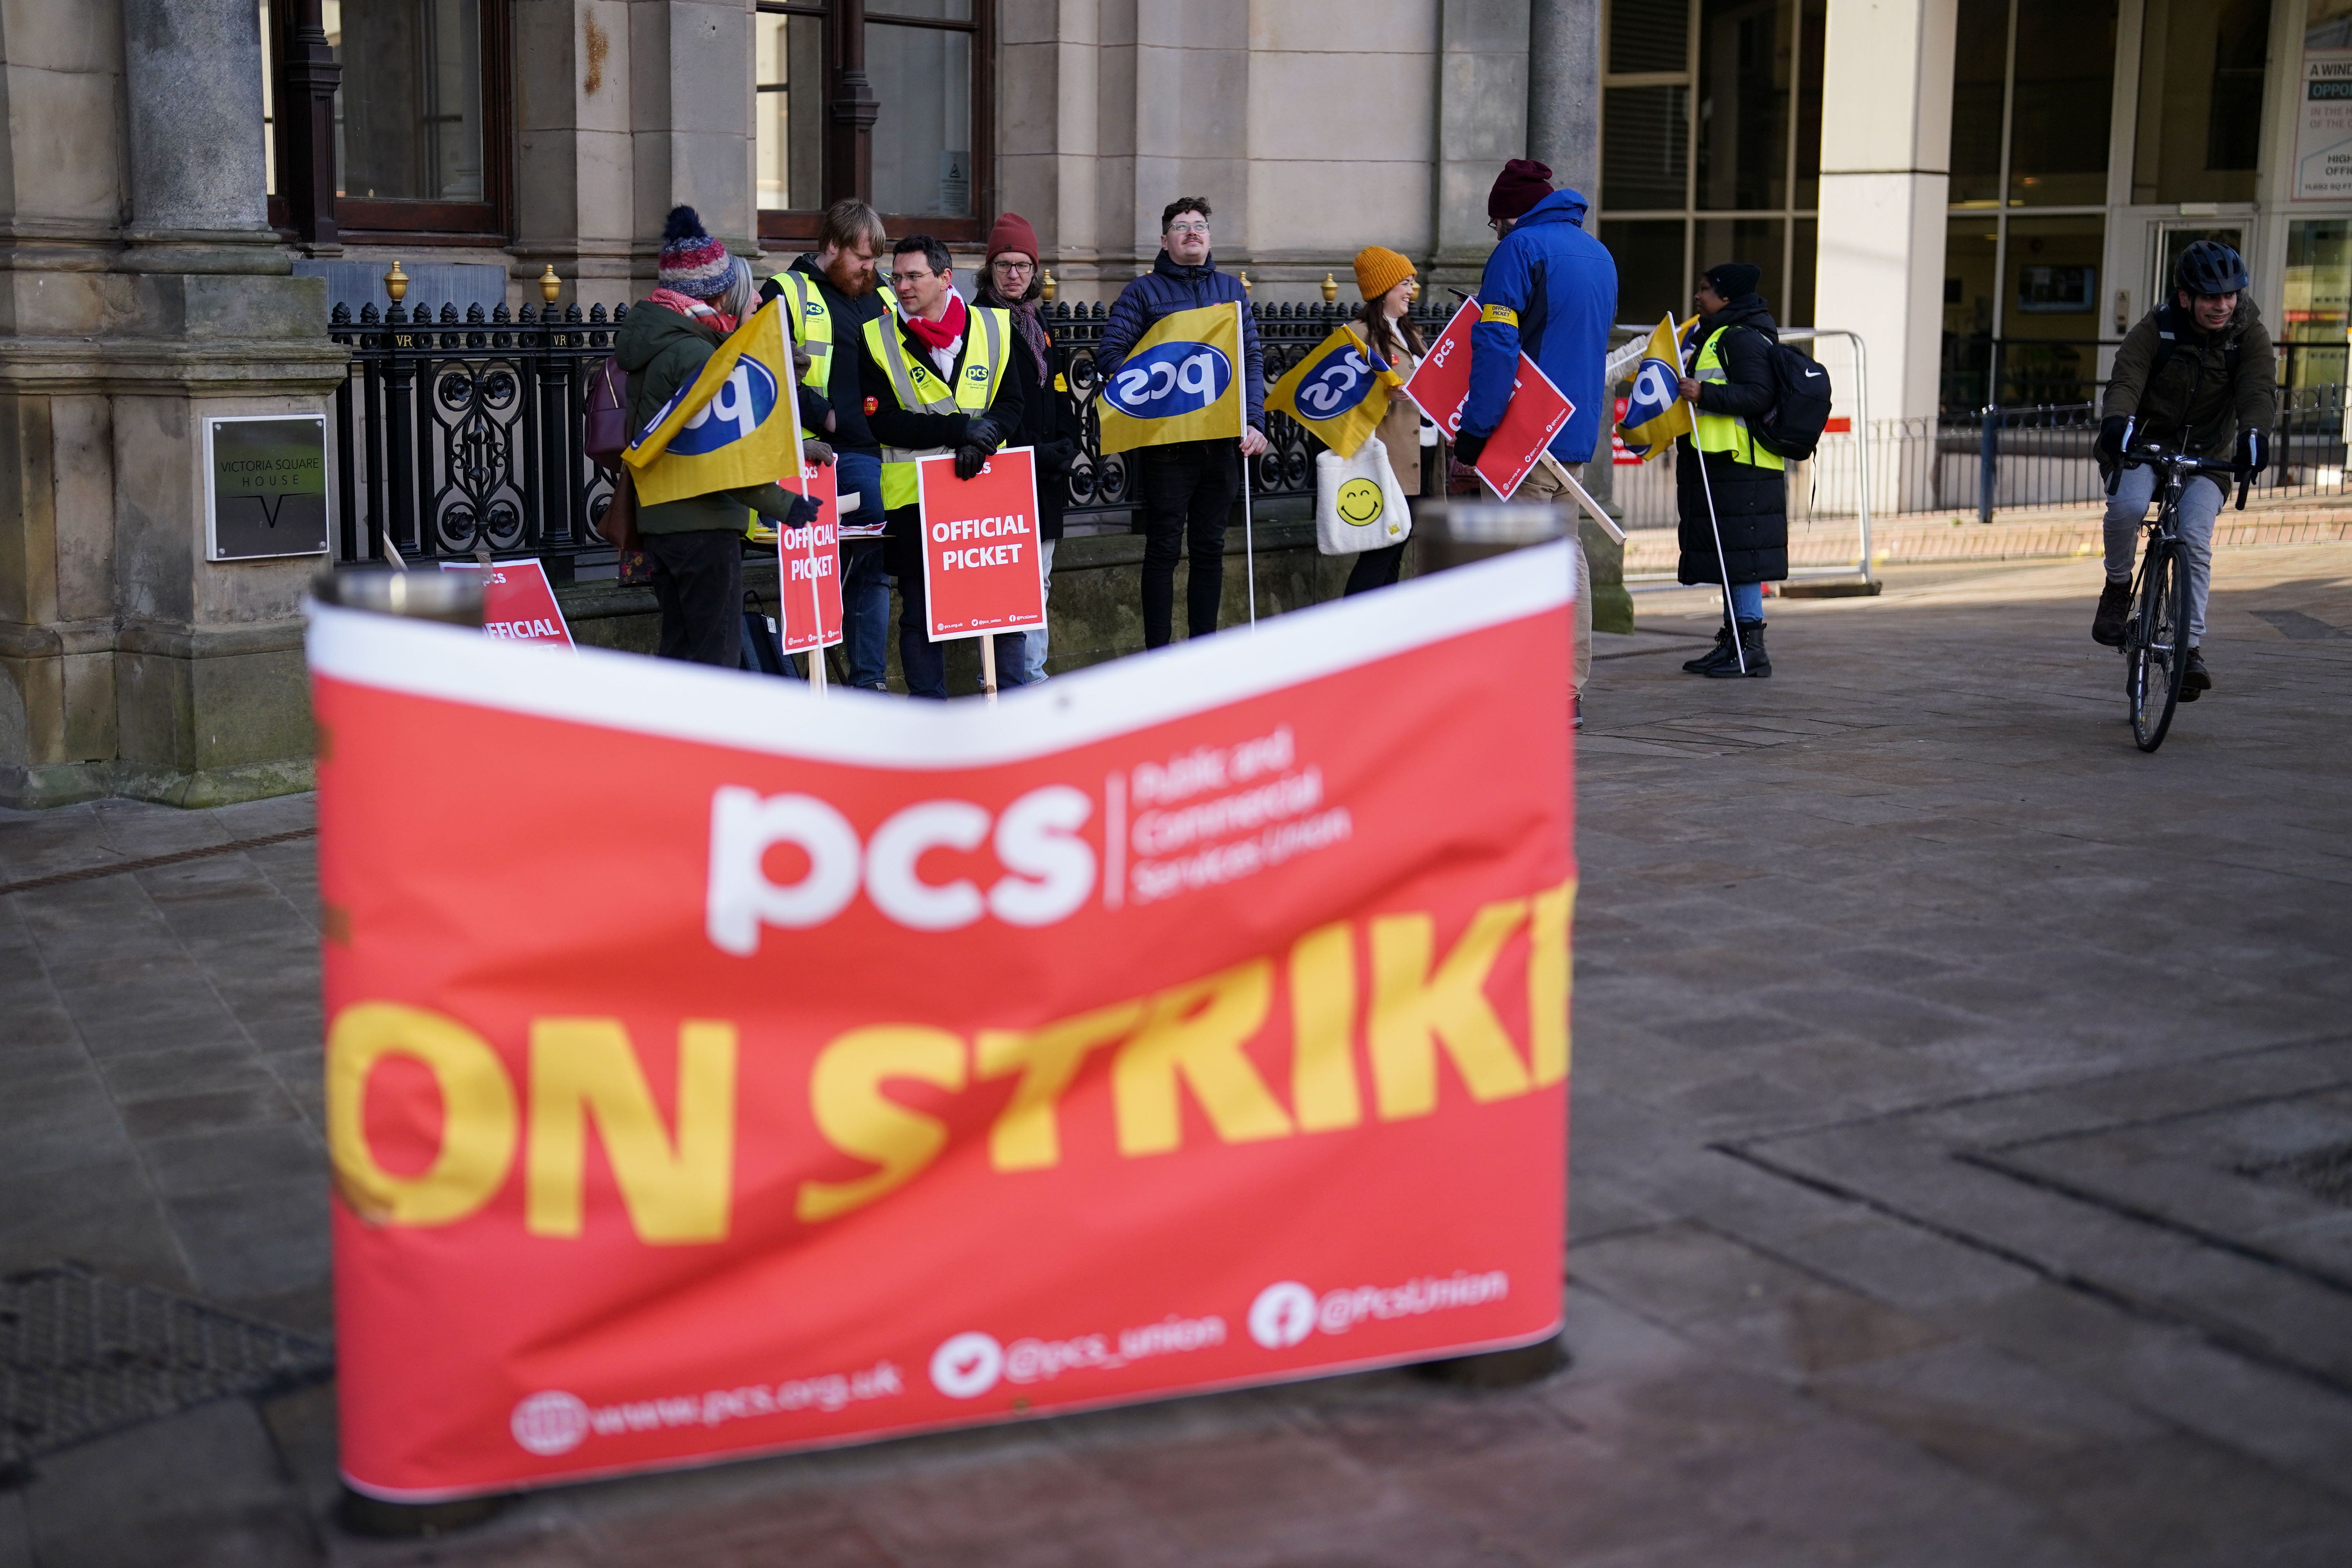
[
  {"left": 630, "top": 0, "right": 760, "bottom": 274},
  {"left": 1815, "top": 0, "right": 1957, "bottom": 424},
  {"left": 1525, "top": 0, "right": 1629, "bottom": 632},
  {"left": 514, "top": 0, "right": 637, "bottom": 312},
  {"left": 1432, "top": 0, "right": 1530, "bottom": 288},
  {"left": 120, "top": 0, "right": 278, "bottom": 266}
]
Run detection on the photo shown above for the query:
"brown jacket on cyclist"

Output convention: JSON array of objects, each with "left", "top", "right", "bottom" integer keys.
[{"left": 2101, "top": 297, "right": 2277, "bottom": 462}]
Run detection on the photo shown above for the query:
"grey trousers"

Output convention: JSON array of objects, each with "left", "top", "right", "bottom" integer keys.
[{"left": 2102, "top": 464, "right": 2220, "bottom": 643}]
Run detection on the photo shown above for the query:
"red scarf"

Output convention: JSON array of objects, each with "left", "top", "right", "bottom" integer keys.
[
  {"left": 648, "top": 288, "right": 736, "bottom": 336},
  {"left": 904, "top": 292, "right": 967, "bottom": 353}
]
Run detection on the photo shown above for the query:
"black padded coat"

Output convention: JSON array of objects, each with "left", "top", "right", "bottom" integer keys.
[{"left": 1673, "top": 294, "right": 1789, "bottom": 586}]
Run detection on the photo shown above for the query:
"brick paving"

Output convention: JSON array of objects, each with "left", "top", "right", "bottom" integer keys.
[{"left": 3, "top": 544, "right": 2350, "bottom": 1566}]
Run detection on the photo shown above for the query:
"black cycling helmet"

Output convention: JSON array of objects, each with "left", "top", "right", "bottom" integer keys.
[{"left": 2175, "top": 240, "right": 2250, "bottom": 298}]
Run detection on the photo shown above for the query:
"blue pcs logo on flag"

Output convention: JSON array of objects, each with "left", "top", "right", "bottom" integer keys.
[
  {"left": 646, "top": 359, "right": 782, "bottom": 457},
  {"left": 1615, "top": 315, "right": 1694, "bottom": 463},
  {"left": 1103, "top": 339, "right": 1234, "bottom": 419},
  {"left": 1267, "top": 324, "right": 1397, "bottom": 459},
  {"left": 625, "top": 298, "right": 802, "bottom": 506}
]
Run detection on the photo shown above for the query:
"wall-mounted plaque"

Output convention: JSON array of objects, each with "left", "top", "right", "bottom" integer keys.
[{"left": 205, "top": 414, "right": 330, "bottom": 561}]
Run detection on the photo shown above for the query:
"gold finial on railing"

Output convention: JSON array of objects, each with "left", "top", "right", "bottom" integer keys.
[
  {"left": 384, "top": 259, "right": 409, "bottom": 302},
  {"left": 1041, "top": 267, "right": 1057, "bottom": 303},
  {"left": 1321, "top": 273, "right": 1338, "bottom": 303},
  {"left": 1238, "top": 269, "right": 1252, "bottom": 293},
  {"left": 539, "top": 265, "right": 561, "bottom": 305}
]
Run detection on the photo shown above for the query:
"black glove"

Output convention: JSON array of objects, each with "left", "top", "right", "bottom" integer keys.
[
  {"left": 2236, "top": 426, "right": 2266, "bottom": 476},
  {"left": 782, "top": 491, "right": 821, "bottom": 530},
  {"left": 2093, "top": 414, "right": 2129, "bottom": 467},
  {"left": 960, "top": 414, "right": 1007, "bottom": 454},
  {"left": 953, "top": 444, "right": 992, "bottom": 481},
  {"left": 1452, "top": 428, "right": 1489, "bottom": 467}
]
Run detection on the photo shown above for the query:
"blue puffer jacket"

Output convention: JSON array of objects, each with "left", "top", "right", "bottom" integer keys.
[
  {"left": 1462, "top": 188, "right": 1618, "bottom": 465},
  {"left": 1099, "top": 250, "right": 1267, "bottom": 430}
]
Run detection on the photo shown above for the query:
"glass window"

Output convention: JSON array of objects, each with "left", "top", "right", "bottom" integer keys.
[
  {"left": 1695, "top": 217, "right": 1785, "bottom": 315},
  {"left": 869, "top": 5, "right": 976, "bottom": 218},
  {"left": 1601, "top": 219, "right": 1688, "bottom": 328},
  {"left": 1793, "top": 0, "right": 1823, "bottom": 209},
  {"left": 2315, "top": 0, "right": 2352, "bottom": 47},
  {"left": 757, "top": 8, "right": 825, "bottom": 213},
  {"left": 2002, "top": 215, "right": 2104, "bottom": 403},
  {"left": 1942, "top": 217, "right": 2000, "bottom": 410},
  {"left": 2283, "top": 219, "right": 2352, "bottom": 389},
  {"left": 1610, "top": 0, "right": 1690, "bottom": 74},
  {"left": 1948, "top": 0, "right": 2007, "bottom": 207},
  {"left": 1604, "top": 85, "right": 1691, "bottom": 209},
  {"left": 2008, "top": 2, "right": 2116, "bottom": 205},
  {"left": 2133, "top": 0, "right": 2275, "bottom": 204},
  {"left": 1696, "top": 0, "right": 1792, "bottom": 211},
  {"left": 332, "top": 0, "right": 485, "bottom": 203}
]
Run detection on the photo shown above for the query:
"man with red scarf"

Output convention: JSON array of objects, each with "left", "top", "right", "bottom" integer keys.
[{"left": 856, "top": 234, "right": 1028, "bottom": 698}]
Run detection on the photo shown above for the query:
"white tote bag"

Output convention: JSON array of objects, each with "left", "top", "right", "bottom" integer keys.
[{"left": 1314, "top": 433, "right": 1413, "bottom": 556}]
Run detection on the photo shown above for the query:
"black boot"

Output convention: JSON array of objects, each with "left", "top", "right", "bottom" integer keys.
[
  {"left": 2092, "top": 579, "right": 2132, "bottom": 646},
  {"left": 1704, "top": 619, "right": 1769, "bottom": 678},
  {"left": 2178, "top": 646, "right": 2210, "bottom": 700},
  {"left": 1682, "top": 622, "right": 1736, "bottom": 674}
]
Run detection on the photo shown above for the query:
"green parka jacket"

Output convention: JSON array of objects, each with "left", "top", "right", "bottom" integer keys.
[
  {"left": 2101, "top": 298, "right": 2278, "bottom": 462},
  {"left": 613, "top": 302, "right": 803, "bottom": 535}
]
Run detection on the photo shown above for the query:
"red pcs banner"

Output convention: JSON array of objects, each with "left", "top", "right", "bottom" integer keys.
[
  {"left": 309, "top": 546, "right": 1577, "bottom": 1500},
  {"left": 1402, "top": 299, "right": 1577, "bottom": 500},
  {"left": 916, "top": 445, "right": 1047, "bottom": 640},
  {"left": 777, "top": 463, "right": 844, "bottom": 653},
  {"left": 437, "top": 558, "right": 574, "bottom": 649}
]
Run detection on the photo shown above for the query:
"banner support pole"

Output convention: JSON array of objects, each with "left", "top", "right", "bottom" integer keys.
[
  {"left": 1239, "top": 302, "right": 1257, "bottom": 628},
  {"left": 979, "top": 634, "right": 999, "bottom": 703},
  {"left": 1689, "top": 416, "right": 1747, "bottom": 676}
]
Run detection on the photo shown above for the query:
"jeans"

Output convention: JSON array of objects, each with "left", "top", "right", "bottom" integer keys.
[
  {"left": 1729, "top": 581, "right": 1764, "bottom": 621},
  {"left": 833, "top": 450, "right": 891, "bottom": 688},
  {"left": 888, "top": 528, "right": 1031, "bottom": 699},
  {"left": 1138, "top": 439, "right": 1238, "bottom": 646},
  {"left": 2103, "top": 463, "right": 2220, "bottom": 644},
  {"left": 1021, "top": 537, "right": 1056, "bottom": 681},
  {"left": 644, "top": 528, "right": 744, "bottom": 667}
]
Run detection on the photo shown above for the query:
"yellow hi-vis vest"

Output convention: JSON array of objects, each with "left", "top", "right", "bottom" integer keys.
[
  {"left": 862, "top": 306, "right": 1010, "bottom": 511},
  {"left": 1690, "top": 327, "right": 1786, "bottom": 472},
  {"left": 769, "top": 270, "right": 833, "bottom": 432}
]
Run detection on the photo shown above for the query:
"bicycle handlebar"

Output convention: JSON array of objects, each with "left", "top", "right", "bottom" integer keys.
[{"left": 2108, "top": 446, "right": 2251, "bottom": 510}]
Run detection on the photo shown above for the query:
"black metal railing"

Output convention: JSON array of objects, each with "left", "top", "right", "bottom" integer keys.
[{"left": 325, "top": 295, "right": 1459, "bottom": 571}]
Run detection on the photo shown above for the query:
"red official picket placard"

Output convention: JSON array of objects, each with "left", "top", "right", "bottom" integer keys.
[
  {"left": 777, "top": 463, "right": 844, "bottom": 653},
  {"left": 1402, "top": 297, "right": 1578, "bottom": 500},
  {"left": 1613, "top": 397, "right": 1640, "bottom": 466},
  {"left": 916, "top": 445, "right": 1047, "bottom": 640},
  {"left": 309, "top": 539, "right": 1578, "bottom": 1500},
  {"left": 437, "top": 558, "right": 574, "bottom": 649}
]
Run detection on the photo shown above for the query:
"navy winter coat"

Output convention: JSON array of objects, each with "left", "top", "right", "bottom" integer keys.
[
  {"left": 1463, "top": 188, "right": 1618, "bottom": 465},
  {"left": 1098, "top": 250, "right": 1267, "bottom": 431}
]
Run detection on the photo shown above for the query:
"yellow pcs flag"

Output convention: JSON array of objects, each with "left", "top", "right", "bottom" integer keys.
[
  {"left": 1614, "top": 314, "right": 1694, "bottom": 462},
  {"left": 1098, "top": 303, "right": 1246, "bottom": 456},
  {"left": 625, "top": 297, "right": 801, "bottom": 507},
  {"left": 1266, "top": 325, "right": 1398, "bottom": 459}
]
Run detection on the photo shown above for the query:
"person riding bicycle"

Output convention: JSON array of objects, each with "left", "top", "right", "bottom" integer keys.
[{"left": 2091, "top": 240, "right": 2276, "bottom": 699}]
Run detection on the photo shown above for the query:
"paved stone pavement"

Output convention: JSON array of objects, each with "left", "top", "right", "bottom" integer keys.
[{"left": 3, "top": 544, "right": 2350, "bottom": 1566}]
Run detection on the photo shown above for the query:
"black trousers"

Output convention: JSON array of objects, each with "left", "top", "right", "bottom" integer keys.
[
  {"left": 645, "top": 528, "right": 744, "bottom": 667},
  {"left": 1137, "top": 439, "right": 1239, "bottom": 647},
  {"left": 1343, "top": 541, "right": 1407, "bottom": 596}
]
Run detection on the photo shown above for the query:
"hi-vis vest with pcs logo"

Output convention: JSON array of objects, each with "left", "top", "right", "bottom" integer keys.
[
  {"left": 769, "top": 271, "right": 833, "bottom": 432},
  {"left": 862, "top": 307, "right": 1010, "bottom": 510},
  {"left": 1690, "top": 327, "right": 1785, "bottom": 472}
]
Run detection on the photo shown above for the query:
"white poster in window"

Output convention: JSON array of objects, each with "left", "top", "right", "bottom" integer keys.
[
  {"left": 938, "top": 151, "right": 971, "bottom": 217},
  {"left": 2295, "top": 49, "right": 2352, "bottom": 200}
]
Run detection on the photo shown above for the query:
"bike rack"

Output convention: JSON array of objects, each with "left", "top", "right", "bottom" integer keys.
[{"left": 1612, "top": 323, "right": 1878, "bottom": 595}]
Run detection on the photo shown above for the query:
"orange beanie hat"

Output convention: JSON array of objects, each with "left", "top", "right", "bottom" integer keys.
[{"left": 1353, "top": 246, "right": 1416, "bottom": 302}]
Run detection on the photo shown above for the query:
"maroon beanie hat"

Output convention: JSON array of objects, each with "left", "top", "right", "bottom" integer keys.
[
  {"left": 1487, "top": 159, "right": 1554, "bottom": 224},
  {"left": 987, "top": 212, "right": 1041, "bottom": 263}
]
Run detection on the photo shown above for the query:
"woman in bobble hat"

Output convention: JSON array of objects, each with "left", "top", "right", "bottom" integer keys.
[
  {"left": 1339, "top": 245, "right": 1443, "bottom": 596},
  {"left": 612, "top": 206, "right": 818, "bottom": 666}
]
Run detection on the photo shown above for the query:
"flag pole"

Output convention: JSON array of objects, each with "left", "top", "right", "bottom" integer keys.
[
  {"left": 1239, "top": 302, "right": 1257, "bottom": 628},
  {"left": 1690, "top": 421, "right": 1746, "bottom": 676}
]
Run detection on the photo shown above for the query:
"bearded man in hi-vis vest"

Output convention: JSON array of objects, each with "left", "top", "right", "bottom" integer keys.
[{"left": 855, "top": 233, "right": 1030, "bottom": 699}]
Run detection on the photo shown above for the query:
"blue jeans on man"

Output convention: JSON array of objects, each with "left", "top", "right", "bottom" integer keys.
[{"left": 831, "top": 450, "right": 892, "bottom": 689}]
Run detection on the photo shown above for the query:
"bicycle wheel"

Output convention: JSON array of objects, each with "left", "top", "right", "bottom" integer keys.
[{"left": 2126, "top": 537, "right": 2187, "bottom": 751}]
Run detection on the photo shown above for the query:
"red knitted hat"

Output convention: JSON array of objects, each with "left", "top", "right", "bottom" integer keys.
[
  {"left": 987, "top": 212, "right": 1040, "bottom": 263},
  {"left": 1487, "top": 159, "right": 1554, "bottom": 224}
]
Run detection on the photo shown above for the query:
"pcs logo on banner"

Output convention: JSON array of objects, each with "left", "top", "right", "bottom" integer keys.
[
  {"left": 642, "top": 359, "right": 782, "bottom": 457},
  {"left": 1103, "top": 340, "right": 1233, "bottom": 420},
  {"left": 1097, "top": 303, "right": 1247, "bottom": 456}
]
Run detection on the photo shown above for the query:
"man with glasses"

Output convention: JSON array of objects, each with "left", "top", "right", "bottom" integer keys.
[
  {"left": 1098, "top": 197, "right": 1269, "bottom": 648},
  {"left": 762, "top": 200, "right": 895, "bottom": 688}
]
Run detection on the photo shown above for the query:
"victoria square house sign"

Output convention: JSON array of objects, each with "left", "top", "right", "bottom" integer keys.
[{"left": 205, "top": 414, "right": 330, "bottom": 561}]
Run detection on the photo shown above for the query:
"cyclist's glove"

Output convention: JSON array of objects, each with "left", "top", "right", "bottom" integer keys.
[
  {"left": 2236, "top": 426, "right": 2267, "bottom": 477},
  {"left": 2094, "top": 414, "right": 2130, "bottom": 467}
]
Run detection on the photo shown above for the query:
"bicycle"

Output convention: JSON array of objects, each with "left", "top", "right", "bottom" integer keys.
[{"left": 2108, "top": 446, "right": 2245, "bottom": 753}]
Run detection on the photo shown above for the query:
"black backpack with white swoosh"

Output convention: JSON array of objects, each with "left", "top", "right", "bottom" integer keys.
[{"left": 1747, "top": 335, "right": 1835, "bottom": 461}]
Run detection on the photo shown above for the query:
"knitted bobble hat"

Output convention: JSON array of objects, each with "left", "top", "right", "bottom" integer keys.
[
  {"left": 658, "top": 206, "right": 733, "bottom": 299},
  {"left": 1353, "top": 246, "right": 1415, "bottom": 302}
]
